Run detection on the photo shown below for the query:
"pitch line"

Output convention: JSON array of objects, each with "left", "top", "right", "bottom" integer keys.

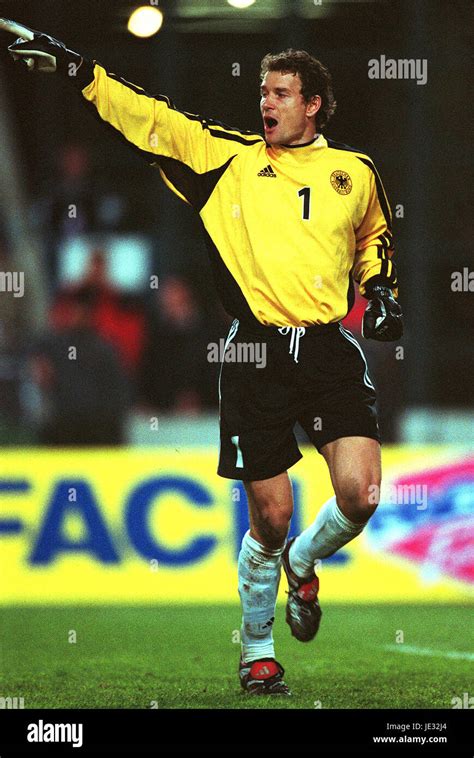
[{"left": 383, "top": 644, "right": 474, "bottom": 661}]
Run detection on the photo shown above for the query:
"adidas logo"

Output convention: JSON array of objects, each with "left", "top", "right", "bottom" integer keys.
[{"left": 257, "top": 164, "right": 276, "bottom": 177}]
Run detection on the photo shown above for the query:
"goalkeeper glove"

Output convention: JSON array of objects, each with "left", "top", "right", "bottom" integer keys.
[
  {"left": 0, "top": 17, "right": 82, "bottom": 74},
  {"left": 362, "top": 283, "right": 404, "bottom": 342}
]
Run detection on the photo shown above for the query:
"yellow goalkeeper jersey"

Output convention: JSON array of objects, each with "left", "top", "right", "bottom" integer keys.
[{"left": 75, "top": 61, "right": 397, "bottom": 328}]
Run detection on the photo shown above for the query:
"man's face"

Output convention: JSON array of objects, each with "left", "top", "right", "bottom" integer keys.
[{"left": 260, "top": 70, "right": 320, "bottom": 146}]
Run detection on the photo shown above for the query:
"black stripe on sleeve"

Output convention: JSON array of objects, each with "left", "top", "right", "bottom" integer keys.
[
  {"left": 381, "top": 231, "right": 394, "bottom": 251},
  {"left": 183, "top": 111, "right": 262, "bottom": 139},
  {"left": 356, "top": 157, "right": 392, "bottom": 232},
  {"left": 207, "top": 128, "right": 262, "bottom": 146}
]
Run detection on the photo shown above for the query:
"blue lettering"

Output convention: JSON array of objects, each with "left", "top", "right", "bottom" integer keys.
[
  {"left": 29, "top": 480, "right": 119, "bottom": 564},
  {"left": 125, "top": 476, "right": 216, "bottom": 566}
]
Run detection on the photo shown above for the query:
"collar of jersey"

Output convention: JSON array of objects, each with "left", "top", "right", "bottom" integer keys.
[
  {"left": 266, "top": 134, "right": 327, "bottom": 162},
  {"left": 282, "top": 133, "right": 322, "bottom": 148}
]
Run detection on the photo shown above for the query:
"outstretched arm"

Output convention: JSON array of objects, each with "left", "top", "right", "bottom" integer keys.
[{"left": 1, "top": 18, "right": 263, "bottom": 198}]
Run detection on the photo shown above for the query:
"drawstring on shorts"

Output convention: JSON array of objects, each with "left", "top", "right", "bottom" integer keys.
[{"left": 278, "top": 326, "right": 306, "bottom": 363}]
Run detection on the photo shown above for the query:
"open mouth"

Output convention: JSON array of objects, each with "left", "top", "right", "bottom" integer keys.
[{"left": 264, "top": 116, "right": 278, "bottom": 131}]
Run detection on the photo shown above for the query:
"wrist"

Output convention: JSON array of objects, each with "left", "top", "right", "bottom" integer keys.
[
  {"left": 369, "top": 285, "right": 393, "bottom": 300},
  {"left": 59, "top": 52, "right": 95, "bottom": 89},
  {"left": 364, "top": 275, "right": 396, "bottom": 299}
]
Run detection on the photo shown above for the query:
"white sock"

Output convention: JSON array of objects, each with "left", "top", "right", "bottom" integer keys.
[
  {"left": 289, "top": 495, "right": 367, "bottom": 578},
  {"left": 238, "top": 530, "right": 283, "bottom": 663}
]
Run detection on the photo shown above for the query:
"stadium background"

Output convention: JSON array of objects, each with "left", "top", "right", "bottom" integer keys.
[{"left": 0, "top": 0, "right": 472, "bottom": 710}]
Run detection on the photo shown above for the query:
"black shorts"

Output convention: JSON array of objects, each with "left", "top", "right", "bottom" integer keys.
[{"left": 218, "top": 318, "right": 380, "bottom": 481}]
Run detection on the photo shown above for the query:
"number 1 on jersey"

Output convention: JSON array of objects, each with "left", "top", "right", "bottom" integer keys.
[{"left": 298, "top": 187, "right": 311, "bottom": 220}]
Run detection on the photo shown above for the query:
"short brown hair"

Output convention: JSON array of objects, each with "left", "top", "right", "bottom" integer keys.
[{"left": 260, "top": 49, "right": 337, "bottom": 130}]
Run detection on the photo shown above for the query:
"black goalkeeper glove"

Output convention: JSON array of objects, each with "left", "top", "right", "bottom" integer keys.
[
  {"left": 362, "top": 284, "right": 404, "bottom": 342},
  {"left": 0, "top": 17, "right": 82, "bottom": 74}
]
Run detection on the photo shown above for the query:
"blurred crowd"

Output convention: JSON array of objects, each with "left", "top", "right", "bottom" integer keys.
[
  {"left": 0, "top": 143, "right": 230, "bottom": 445},
  {"left": 29, "top": 252, "right": 228, "bottom": 445}
]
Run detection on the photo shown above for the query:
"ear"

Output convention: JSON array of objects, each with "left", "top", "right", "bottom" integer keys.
[{"left": 306, "top": 95, "right": 321, "bottom": 120}]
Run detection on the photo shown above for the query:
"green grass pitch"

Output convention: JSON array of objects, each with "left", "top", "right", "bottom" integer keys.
[{"left": 0, "top": 605, "right": 471, "bottom": 709}]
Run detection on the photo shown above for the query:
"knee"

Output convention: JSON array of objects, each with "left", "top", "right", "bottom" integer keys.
[
  {"left": 253, "top": 496, "right": 293, "bottom": 550},
  {"left": 336, "top": 475, "right": 381, "bottom": 523}
]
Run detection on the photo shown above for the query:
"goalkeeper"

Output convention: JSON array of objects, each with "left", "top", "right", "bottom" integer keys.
[{"left": 2, "top": 20, "right": 404, "bottom": 697}]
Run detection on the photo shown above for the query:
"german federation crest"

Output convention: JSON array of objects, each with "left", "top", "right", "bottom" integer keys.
[{"left": 330, "top": 170, "right": 352, "bottom": 195}]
